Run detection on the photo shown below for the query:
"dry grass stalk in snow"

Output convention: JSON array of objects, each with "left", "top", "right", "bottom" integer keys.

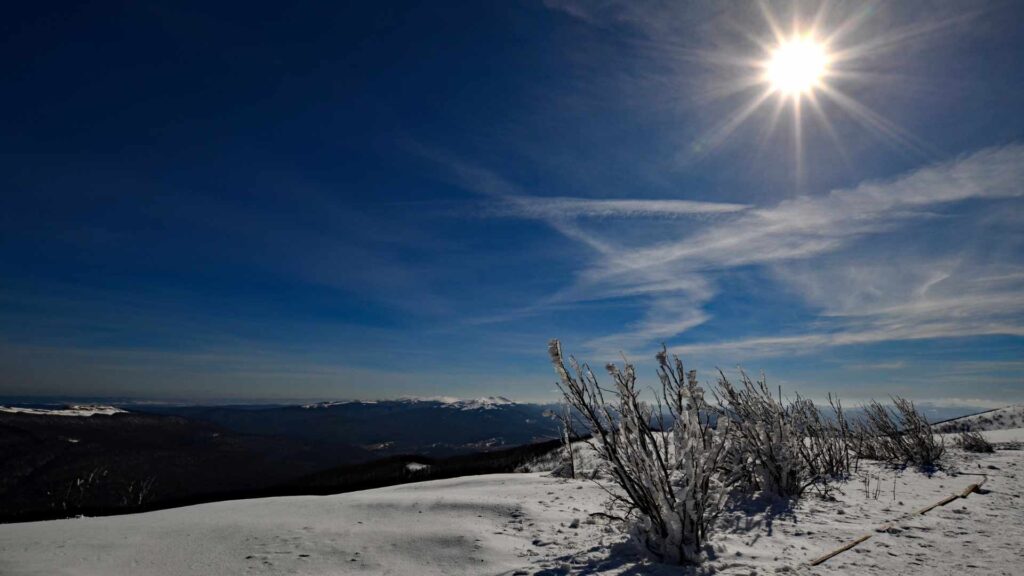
[{"left": 556, "top": 402, "right": 577, "bottom": 478}]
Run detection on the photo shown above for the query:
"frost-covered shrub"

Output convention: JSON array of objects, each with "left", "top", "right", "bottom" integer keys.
[
  {"left": 714, "top": 371, "right": 806, "bottom": 497},
  {"left": 854, "top": 397, "right": 945, "bottom": 467},
  {"left": 956, "top": 430, "right": 994, "bottom": 453},
  {"left": 549, "top": 340, "right": 730, "bottom": 565},
  {"left": 791, "top": 394, "right": 855, "bottom": 481},
  {"left": 517, "top": 441, "right": 604, "bottom": 476},
  {"left": 714, "top": 372, "right": 851, "bottom": 498}
]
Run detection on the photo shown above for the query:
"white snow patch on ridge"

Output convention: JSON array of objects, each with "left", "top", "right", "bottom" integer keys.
[
  {"left": 446, "top": 396, "right": 516, "bottom": 410},
  {"left": 0, "top": 405, "right": 126, "bottom": 417},
  {"left": 300, "top": 396, "right": 517, "bottom": 411},
  {"left": 396, "top": 395, "right": 516, "bottom": 409},
  {"left": 300, "top": 400, "right": 379, "bottom": 409}
]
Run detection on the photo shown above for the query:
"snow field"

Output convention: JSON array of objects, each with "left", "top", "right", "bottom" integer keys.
[{"left": 1, "top": 432, "right": 1022, "bottom": 575}]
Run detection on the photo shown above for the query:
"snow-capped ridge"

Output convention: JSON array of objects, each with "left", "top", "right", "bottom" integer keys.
[
  {"left": 300, "top": 400, "right": 378, "bottom": 409},
  {"left": 412, "top": 395, "right": 517, "bottom": 410},
  {"left": 300, "top": 396, "right": 518, "bottom": 411},
  {"left": 0, "top": 404, "right": 126, "bottom": 417},
  {"left": 448, "top": 396, "right": 516, "bottom": 410}
]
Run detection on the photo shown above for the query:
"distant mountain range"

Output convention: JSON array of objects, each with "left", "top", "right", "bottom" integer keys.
[
  {"left": 130, "top": 396, "right": 561, "bottom": 456},
  {"left": 0, "top": 398, "right": 563, "bottom": 522}
]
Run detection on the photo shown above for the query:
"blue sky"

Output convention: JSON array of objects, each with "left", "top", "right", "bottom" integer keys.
[{"left": 2, "top": 1, "right": 1022, "bottom": 406}]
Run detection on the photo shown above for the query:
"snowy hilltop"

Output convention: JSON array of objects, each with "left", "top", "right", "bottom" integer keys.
[
  {"left": 440, "top": 396, "right": 517, "bottom": 411},
  {"left": 934, "top": 404, "right": 1024, "bottom": 432},
  {"left": 1, "top": 432, "right": 1022, "bottom": 575}
]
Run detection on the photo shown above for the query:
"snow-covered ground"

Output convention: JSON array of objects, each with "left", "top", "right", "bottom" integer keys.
[
  {"left": 0, "top": 404, "right": 126, "bottom": 417},
  {"left": 2, "top": 428, "right": 1022, "bottom": 575},
  {"left": 0, "top": 473, "right": 609, "bottom": 576}
]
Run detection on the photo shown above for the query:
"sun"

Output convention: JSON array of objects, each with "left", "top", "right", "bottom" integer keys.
[
  {"left": 765, "top": 36, "right": 829, "bottom": 97},
  {"left": 687, "top": 5, "right": 934, "bottom": 180}
]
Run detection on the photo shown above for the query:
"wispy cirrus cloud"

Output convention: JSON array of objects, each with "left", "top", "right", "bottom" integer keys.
[
  {"left": 599, "top": 144, "right": 1023, "bottom": 275},
  {"left": 481, "top": 196, "right": 748, "bottom": 220},
  {"left": 442, "top": 144, "right": 1024, "bottom": 359},
  {"left": 440, "top": 154, "right": 748, "bottom": 222}
]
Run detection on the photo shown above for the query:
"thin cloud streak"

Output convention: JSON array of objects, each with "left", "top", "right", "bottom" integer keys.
[
  {"left": 443, "top": 144, "right": 1024, "bottom": 359},
  {"left": 440, "top": 152, "right": 749, "bottom": 222},
  {"left": 669, "top": 322, "right": 1024, "bottom": 359},
  {"left": 607, "top": 144, "right": 1024, "bottom": 275},
  {"left": 483, "top": 196, "right": 749, "bottom": 219}
]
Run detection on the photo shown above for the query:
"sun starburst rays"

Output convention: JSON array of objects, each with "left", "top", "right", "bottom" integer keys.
[{"left": 685, "top": 2, "right": 947, "bottom": 183}]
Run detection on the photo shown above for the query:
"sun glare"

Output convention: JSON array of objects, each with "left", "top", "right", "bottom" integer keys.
[
  {"left": 692, "top": 6, "right": 933, "bottom": 182},
  {"left": 766, "top": 36, "right": 828, "bottom": 97}
]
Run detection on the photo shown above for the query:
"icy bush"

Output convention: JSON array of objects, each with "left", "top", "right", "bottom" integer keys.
[
  {"left": 956, "top": 430, "right": 994, "bottom": 453},
  {"left": 517, "top": 442, "right": 603, "bottom": 477},
  {"left": 549, "top": 340, "right": 730, "bottom": 565},
  {"left": 854, "top": 397, "right": 945, "bottom": 467},
  {"left": 791, "top": 394, "right": 856, "bottom": 481},
  {"left": 714, "top": 372, "right": 851, "bottom": 497}
]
